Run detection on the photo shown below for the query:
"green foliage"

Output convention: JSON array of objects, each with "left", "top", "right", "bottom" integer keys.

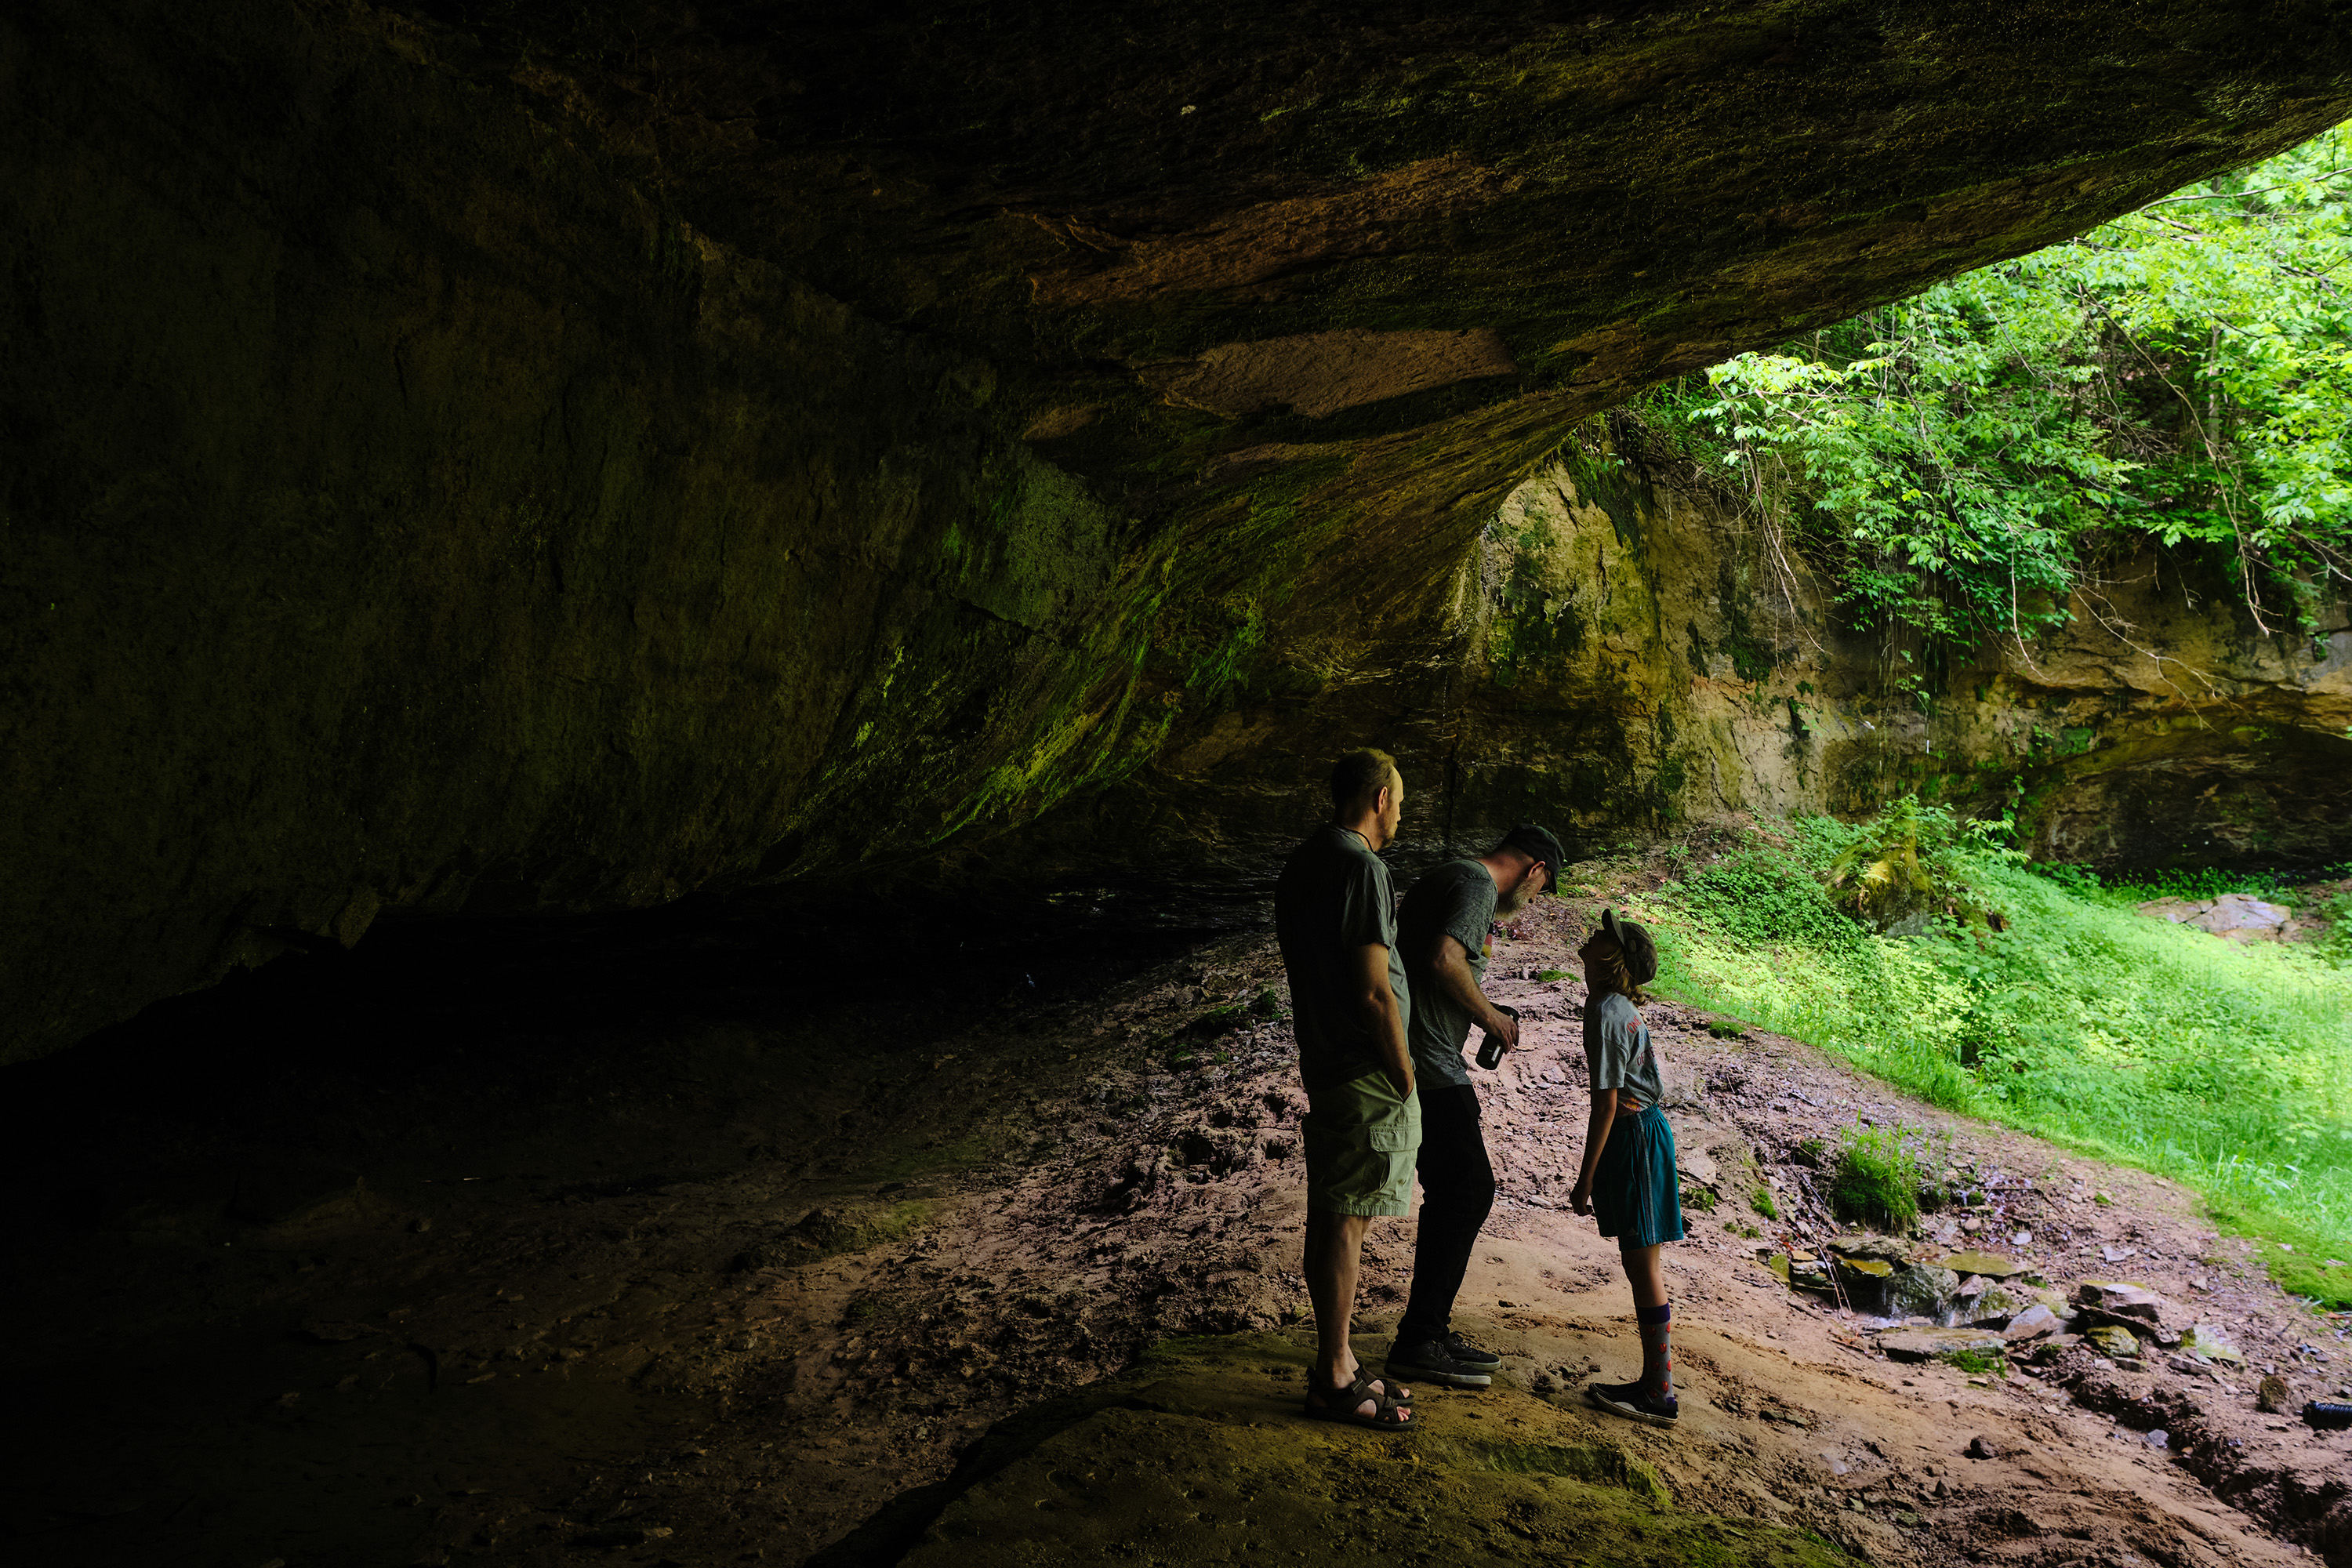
[
  {"left": 1535, "top": 968, "right": 1570, "bottom": 982},
  {"left": 1642, "top": 127, "right": 2352, "bottom": 653},
  {"left": 1650, "top": 815, "right": 2352, "bottom": 1307},
  {"left": 1942, "top": 1348, "right": 2009, "bottom": 1378},
  {"left": 1674, "top": 841, "right": 1867, "bottom": 952},
  {"left": 1749, "top": 1187, "right": 1779, "bottom": 1221},
  {"left": 1824, "top": 794, "right": 2009, "bottom": 931},
  {"left": 1828, "top": 1123, "right": 1927, "bottom": 1232}
]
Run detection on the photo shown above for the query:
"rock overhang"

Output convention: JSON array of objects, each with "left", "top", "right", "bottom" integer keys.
[{"left": 6, "top": 0, "right": 2352, "bottom": 1061}]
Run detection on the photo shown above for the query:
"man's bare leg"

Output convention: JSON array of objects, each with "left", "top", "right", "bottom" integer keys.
[{"left": 1303, "top": 1207, "right": 1409, "bottom": 1420}]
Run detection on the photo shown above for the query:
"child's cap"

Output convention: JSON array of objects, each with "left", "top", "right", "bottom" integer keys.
[{"left": 1602, "top": 908, "right": 1657, "bottom": 985}]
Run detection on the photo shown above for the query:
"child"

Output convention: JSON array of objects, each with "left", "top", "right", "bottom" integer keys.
[{"left": 1567, "top": 909, "right": 1682, "bottom": 1428}]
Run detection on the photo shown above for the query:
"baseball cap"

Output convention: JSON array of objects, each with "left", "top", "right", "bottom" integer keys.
[
  {"left": 1602, "top": 908, "right": 1657, "bottom": 985},
  {"left": 1500, "top": 822, "right": 1567, "bottom": 893}
]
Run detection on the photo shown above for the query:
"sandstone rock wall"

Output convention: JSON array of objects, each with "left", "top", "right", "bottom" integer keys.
[
  {"left": 1003, "top": 423, "right": 2352, "bottom": 903},
  {"left": 8, "top": 0, "right": 2352, "bottom": 1062}
]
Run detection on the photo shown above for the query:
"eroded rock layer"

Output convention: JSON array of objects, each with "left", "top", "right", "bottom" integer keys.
[{"left": 8, "top": 0, "right": 2352, "bottom": 1059}]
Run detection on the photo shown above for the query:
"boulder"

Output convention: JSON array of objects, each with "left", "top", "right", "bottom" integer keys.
[
  {"left": 2074, "top": 1280, "right": 2162, "bottom": 1318},
  {"left": 2136, "top": 893, "right": 2293, "bottom": 941},
  {"left": 2073, "top": 1281, "right": 2188, "bottom": 1346},
  {"left": 1935, "top": 1251, "right": 2028, "bottom": 1279},
  {"left": 2083, "top": 1324, "right": 2145, "bottom": 1360},
  {"left": 1886, "top": 1264, "right": 1964, "bottom": 1323},
  {"left": 1827, "top": 1235, "right": 1912, "bottom": 1265},
  {"left": 1878, "top": 1327, "right": 2009, "bottom": 1364},
  {"left": 2003, "top": 1304, "right": 2063, "bottom": 1341}
]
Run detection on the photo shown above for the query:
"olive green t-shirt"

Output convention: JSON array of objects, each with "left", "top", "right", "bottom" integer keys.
[
  {"left": 1274, "top": 825, "right": 1410, "bottom": 1091},
  {"left": 1399, "top": 858, "right": 1499, "bottom": 1088}
]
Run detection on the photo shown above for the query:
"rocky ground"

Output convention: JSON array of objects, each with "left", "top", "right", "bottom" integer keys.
[{"left": 3, "top": 873, "right": 2347, "bottom": 1568}]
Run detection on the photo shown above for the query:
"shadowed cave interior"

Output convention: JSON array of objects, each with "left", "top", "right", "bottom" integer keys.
[{"left": 7, "top": 2, "right": 2352, "bottom": 1564}]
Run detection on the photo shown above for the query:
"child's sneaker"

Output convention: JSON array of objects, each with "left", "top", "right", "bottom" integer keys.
[{"left": 1587, "top": 1379, "right": 1678, "bottom": 1428}]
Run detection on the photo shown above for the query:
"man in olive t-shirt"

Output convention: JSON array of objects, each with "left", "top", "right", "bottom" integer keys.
[
  {"left": 1387, "top": 822, "right": 1565, "bottom": 1390},
  {"left": 1272, "top": 749, "right": 1418, "bottom": 1429}
]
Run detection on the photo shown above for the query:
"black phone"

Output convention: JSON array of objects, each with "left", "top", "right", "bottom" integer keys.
[{"left": 1475, "top": 1004, "right": 1521, "bottom": 1070}]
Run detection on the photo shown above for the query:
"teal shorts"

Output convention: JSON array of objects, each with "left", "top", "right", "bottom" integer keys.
[
  {"left": 1593, "top": 1104, "right": 1686, "bottom": 1248},
  {"left": 1302, "top": 1067, "right": 1421, "bottom": 1217}
]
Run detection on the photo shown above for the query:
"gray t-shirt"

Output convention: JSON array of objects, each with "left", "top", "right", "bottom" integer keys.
[
  {"left": 1399, "top": 858, "right": 1498, "bottom": 1089},
  {"left": 1275, "top": 825, "right": 1410, "bottom": 1091},
  {"left": 1583, "top": 991, "right": 1665, "bottom": 1109}
]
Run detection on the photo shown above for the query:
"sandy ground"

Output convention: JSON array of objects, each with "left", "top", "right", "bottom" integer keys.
[{"left": 3, "top": 883, "right": 2347, "bottom": 1567}]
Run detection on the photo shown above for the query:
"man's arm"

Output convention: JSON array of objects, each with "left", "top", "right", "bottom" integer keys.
[
  {"left": 1352, "top": 942, "right": 1414, "bottom": 1100},
  {"left": 1428, "top": 933, "right": 1519, "bottom": 1052},
  {"left": 1570, "top": 1087, "right": 1618, "bottom": 1214}
]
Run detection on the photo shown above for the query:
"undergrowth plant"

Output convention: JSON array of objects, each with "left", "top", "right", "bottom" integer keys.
[
  {"left": 1828, "top": 1123, "right": 1928, "bottom": 1232},
  {"left": 1648, "top": 822, "right": 2352, "bottom": 1307}
]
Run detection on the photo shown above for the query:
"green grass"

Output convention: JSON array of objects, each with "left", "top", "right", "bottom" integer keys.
[
  {"left": 1643, "top": 824, "right": 2352, "bottom": 1308},
  {"left": 1942, "top": 1348, "right": 2008, "bottom": 1378}
]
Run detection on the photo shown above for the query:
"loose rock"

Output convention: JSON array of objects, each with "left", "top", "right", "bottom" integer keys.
[{"left": 1880, "top": 1327, "right": 2009, "bottom": 1363}]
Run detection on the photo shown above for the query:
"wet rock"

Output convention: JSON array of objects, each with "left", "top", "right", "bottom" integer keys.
[
  {"left": 1935, "top": 1251, "right": 2027, "bottom": 1279},
  {"left": 1887, "top": 1265, "right": 1964, "bottom": 1323},
  {"left": 1879, "top": 1327, "right": 2009, "bottom": 1363},
  {"left": 2258, "top": 1374, "right": 2296, "bottom": 1414},
  {"left": 1835, "top": 1256, "right": 1894, "bottom": 1287},
  {"left": 1788, "top": 1257, "right": 1835, "bottom": 1295}
]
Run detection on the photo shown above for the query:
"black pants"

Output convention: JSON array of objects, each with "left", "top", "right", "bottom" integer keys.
[{"left": 1398, "top": 1083, "right": 1496, "bottom": 1345}]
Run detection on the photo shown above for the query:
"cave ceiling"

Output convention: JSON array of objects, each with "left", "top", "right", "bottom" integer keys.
[{"left": 5, "top": 0, "right": 2351, "bottom": 1061}]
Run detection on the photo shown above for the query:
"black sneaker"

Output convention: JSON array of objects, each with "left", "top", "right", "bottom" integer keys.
[
  {"left": 1440, "top": 1332, "right": 1501, "bottom": 1369},
  {"left": 1387, "top": 1338, "right": 1494, "bottom": 1388},
  {"left": 1587, "top": 1379, "right": 1678, "bottom": 1428}
]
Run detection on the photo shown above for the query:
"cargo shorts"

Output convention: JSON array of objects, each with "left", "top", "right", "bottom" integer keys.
[{"left": 1302, "top": 1066, "right": 1422, "bottom": 1217}]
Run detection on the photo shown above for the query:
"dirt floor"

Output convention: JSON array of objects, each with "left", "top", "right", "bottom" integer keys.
[{"left": 3, "top": 869, "right": 2347, "bottom": 1568}]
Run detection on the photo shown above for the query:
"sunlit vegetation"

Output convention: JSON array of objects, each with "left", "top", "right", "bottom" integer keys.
[
  {"left": 1642, "top": 127, "right": 2352, "bottom": 664},
  {"left": 1640, "top": 809, "right": 2352, "bottom": 1307}
]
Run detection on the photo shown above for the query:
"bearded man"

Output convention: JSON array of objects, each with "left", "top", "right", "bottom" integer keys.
[{"left": 1385, "top": 822, "right": 1566, "bottom": 1389}]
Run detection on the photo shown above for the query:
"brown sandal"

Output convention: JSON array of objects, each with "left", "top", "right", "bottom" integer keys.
[{"left": 1303, "top": 1369, "right": 1413, "bottom": 1430}]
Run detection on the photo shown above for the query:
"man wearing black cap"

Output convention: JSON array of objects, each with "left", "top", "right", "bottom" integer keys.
[{"left": 1386, "top": 822, "right": 1566, "bottom": 1389}]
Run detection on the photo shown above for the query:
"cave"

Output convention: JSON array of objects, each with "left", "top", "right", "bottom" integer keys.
[{"left": 5, "top": 3, "right": 2351, "bottom": 1565}]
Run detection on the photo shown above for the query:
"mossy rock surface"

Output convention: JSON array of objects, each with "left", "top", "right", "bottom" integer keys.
[{"left": 877, "top": 1334, "right": 1849, "bottom": 1566}]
